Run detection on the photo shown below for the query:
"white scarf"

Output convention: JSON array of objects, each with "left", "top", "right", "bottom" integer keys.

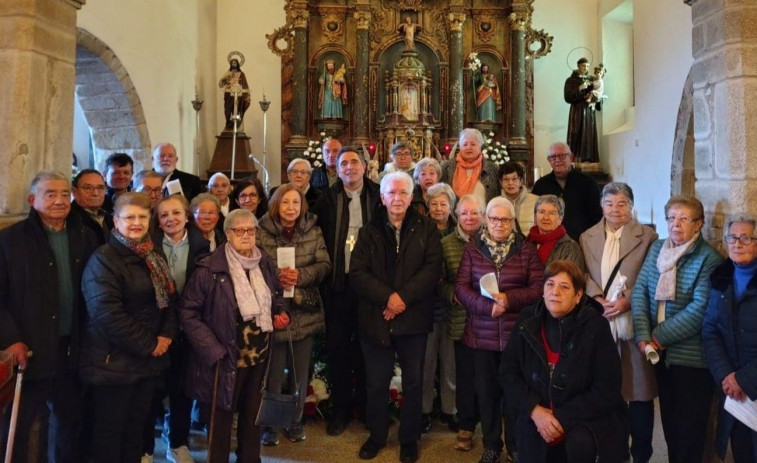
[
  {"left": 224, "top": 244, "right": 273, "bottom": 332},
  {"left": 601, "top": 223, "right": 632, "bottom": 341},
  {"left": 655, "top": 233, "right": 699, "bottom": 323}
]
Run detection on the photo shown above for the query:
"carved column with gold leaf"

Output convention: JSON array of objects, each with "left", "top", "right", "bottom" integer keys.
[
  {"left": 448, "top": 11, "right": 466, "bottom": 140},
  {"left": 508, "top": 11, "right": 529, "bottom": 162},
  {"left": 354, "top": 7, "right": 371, "bottom": 146},
  {"left": 290, "top": 6, "right": 309, "bottom": 139}
]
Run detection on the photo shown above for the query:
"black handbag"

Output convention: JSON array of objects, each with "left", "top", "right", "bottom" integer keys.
[
  {"left": 255, "top": 325, "right": 300, "bottom": 428},
  {"left": 293, "top": 286, "right": 321, "bottom": 313}
]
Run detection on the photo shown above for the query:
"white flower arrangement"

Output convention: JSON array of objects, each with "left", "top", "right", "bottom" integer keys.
[
  {"left": 481, "top": 131, "right": 510, "bottom": 166},
  {"left": 301, "top": 131, "right": 328, "bottom": 168}
]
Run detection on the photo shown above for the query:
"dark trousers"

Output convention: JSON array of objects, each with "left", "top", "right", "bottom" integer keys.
[
  {"left": 208, "top": 363, "right": 265, "bottom": 463},
  {"left": 87, "top": 377, "right": 156, "bottom": 463},
  {"left": 545, "top": 424, "right": 599, "bottom": 463},
  {"left": 0, "top": 338, "right": 83, "bottom": 463},
  {"left": 473, "top": 348, "right": 516, "bottom": 453},
  {"left": 361, "top": 333, "right": 427, "bottom": 445},
  {"left": 731, "top": 420, "right": 757, "bottom": 463},
  {"left": 325, "top": 287, "right": 366, "bottom": 422},
  {"left": 655, "top": 362, "right": 713, "bottom": 463},
  {"left": 454, "top": 341, "right": 478, "bottom": 432},
  {"left": 628, "top": 400, "right": 654, "bottom": 461}
]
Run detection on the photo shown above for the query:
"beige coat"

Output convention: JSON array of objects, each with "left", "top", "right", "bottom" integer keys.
[{"left": 580, "top": 218, "right": 659, "bottom": 401}]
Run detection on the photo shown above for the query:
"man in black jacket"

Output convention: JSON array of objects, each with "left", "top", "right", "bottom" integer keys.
[
  {"left": 0, "top": 171, "right": 98, "bottom": 463},
  {"left": 349, "top": 171, "right": 442, "bottom": 463},
  {"left": 153, "top": 143, "right": 204, "bottom": 200},
  {"left": 312, "top": 147, "right": 380, "bottom": 437},
  {"left": 532, "top": 142, "right": 602, "bottom": 240},
  {"left": 310, "top": 138, "right": 341, "bottom": 191},
  {"left": 70, "top": 168, "right": 113, "bottom": 246}
]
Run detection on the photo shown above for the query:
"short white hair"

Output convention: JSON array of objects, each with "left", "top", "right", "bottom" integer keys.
[
  {"left": 413, "top": 157, "right": 442, "bottom": 183},
  {"left": 425, "top": 183, "right": 456, "bottom": 210},
  {"left": 486, "top": 196, "right": 515, "bottom": 217},
  {"left": 380, "top": 171, "right": 414, "bottom": 195},
  {"left": 459, "top": 128, "right": 483, "bottom": 146},
  {"left": 208, "top": 172, "right": 230, "bottom": 187},
  {"left": 287, "top": 158, "right": 312, "bottom": 174},
  {"left": 455, "top": 194, "right": 485, "bottom": 216}
]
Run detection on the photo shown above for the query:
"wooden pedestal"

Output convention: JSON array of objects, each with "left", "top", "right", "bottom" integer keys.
[{"left": 207, "top": 131, "right": 258, "bottom": 180}]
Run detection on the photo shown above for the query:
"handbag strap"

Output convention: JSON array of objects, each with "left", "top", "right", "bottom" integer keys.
[
  {"left": 603, "top": 257, "right": 625, "bottom": 298},
  {"left": 260, "top": 323, "right": 299, "bottom": 396}
]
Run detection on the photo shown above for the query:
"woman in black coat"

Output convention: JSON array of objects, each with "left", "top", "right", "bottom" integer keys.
[
  {"left": 501, "top": 260, "right": 627, "bottom": 463},
  {"left": 80, "top": 192, "right": 178, "bottom": 462}
]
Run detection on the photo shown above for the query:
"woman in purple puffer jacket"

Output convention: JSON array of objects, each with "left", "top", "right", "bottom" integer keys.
[{"left": 455, "top": 196, "right": 543, "bottom": 463}]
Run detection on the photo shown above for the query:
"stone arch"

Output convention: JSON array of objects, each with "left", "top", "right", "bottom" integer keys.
[
  {"left": 670, "top": 68, "right": 695, "bottom": 197},
  {"left": 75, "top": 29, "right": 151, "bottom": 171}
]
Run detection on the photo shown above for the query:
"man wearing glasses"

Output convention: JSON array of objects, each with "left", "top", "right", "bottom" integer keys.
[
  {"left": 133, "top": 170, "right": 166, "bottom": 210},
  {"left": 70, "top": 169, "right": 113, "bottom": 245},
  {"left": 378, "top": 142, "right": 417, "bottom": 182},
  {"left": 532, "top": 142, "right": 602, "bottom": 240}
]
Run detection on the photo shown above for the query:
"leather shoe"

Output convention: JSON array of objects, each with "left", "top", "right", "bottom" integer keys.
[
  {"left": 359, "top": 438, "right": 384, "bottom": 460},
  {"left": 421, "top": 413, "right": 433, "bottom": 434},
  {"left": 441, "top": 412, "right": 460, "bottom": 432},
  {"left": 327, "top": 417, "right": 345, "bottom": 436},
  {"left": 400, "top": 441, "right": 419, "bottom": 463}
]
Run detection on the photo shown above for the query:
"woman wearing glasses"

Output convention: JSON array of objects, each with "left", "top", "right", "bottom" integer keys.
[
  {"left": 703, "top": 214, "right": 757, "bottom": 462},
  {"left": 230, "top": 177, "right": 269, "bottom": 219},
  {"left": 525, "top": 195, "right": 585, "bottom": 271},
  {"left": 179, "top": 208, "right": 291, "bottom": 463},
  {"left": 632, "top": 195, "right": 723, "bottom": 463},
  {"left": 455, "top": 196, "right": 543, "bottom": 463},
  {"left": 80, "top": 192, "right": 178, "bottom": 461},
  {"left": 190, "top": 193, "right": 226, "bottom": 252}
]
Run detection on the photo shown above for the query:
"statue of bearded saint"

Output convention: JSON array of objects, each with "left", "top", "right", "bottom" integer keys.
[
  {"left": 218, "top": 58, "right": 250, "bottom": 130},
  {"left": 318, "top": 60, "right": 348, "bottom": 119}
]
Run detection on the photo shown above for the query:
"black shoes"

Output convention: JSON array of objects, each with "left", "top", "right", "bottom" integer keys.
[
  {"left": 359, "top": 438, "right": 385, "bottom": 460},
  {"left": 440, "top": 412, "right": 460, "bottom": 432},
  {"left": 327, "top": 417, "right": 345, "bottom": 436},
  {"left": 400, "top": 441, "right": 419, "bottom": 463},
  {"left": 421, "top": 413, "right": 433, "bottom": 434}
]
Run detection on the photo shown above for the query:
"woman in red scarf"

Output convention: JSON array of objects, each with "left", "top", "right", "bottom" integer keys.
[
  {"left": 526, "top": 195, "right": 586, "bottom": 272},
  {"left": 441, "top": 128, "right": 500, "bottom": 205}
]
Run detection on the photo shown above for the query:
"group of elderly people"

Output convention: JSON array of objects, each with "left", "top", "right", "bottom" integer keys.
[{"left": 5, "top": 127, "right": 757, "bottom": 463}]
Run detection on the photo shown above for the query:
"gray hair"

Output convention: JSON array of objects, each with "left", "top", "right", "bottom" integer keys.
[
  {"left": 29, "top": 171, "right": 70, "bottom": 195},
  {"left": 287, "top": 157, "right": 313, "bottom": 174},
  {"left": 425, "top": 183, "right": 456, "bottom": 210},
  {"left": 133, "top": 169, "right": 163, "bottom": 188},
  {"left": 724, "top": 213, "right": 757, "bottom": 239},
  {"left": 486, "top": 196, "right": 515, "bottom": 217},
  {"left": 601, "top": 182, "right": 634, "bottom": 207},
  {"left": 547, "top": 142, "right": 572, "bottom": 157},
  {"left": 224, "top": 208, "right": 258, "bottom": 234},
  {"left": 413, "top": 157, "right": 442, "bottom": 183},
  {"left": 534, "top": 195, "right": 565, "bottom": 217},
  {"left": 456, "top": 194, "right": 485, "bottom": 216},
  {"left": 390, "top": 141, "right": 414, "bottom": 158},
  {"left": 208, "top": 172, "right": 230, "bottom": 187},
  {"left": 459, "top": 128, "right": 484, "bottom": 146},
  {"left": 190, "top": 192, "right": 221, "bottom": 214},
  {"left": 380, "top": 171, "right": 414, "bottom": 195}
]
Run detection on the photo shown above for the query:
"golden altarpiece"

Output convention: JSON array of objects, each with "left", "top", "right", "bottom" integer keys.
[{"left": 266, "top": 0, "right": 552, "bottom": 182}]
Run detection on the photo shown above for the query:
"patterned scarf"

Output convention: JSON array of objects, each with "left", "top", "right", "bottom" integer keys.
[
  {"left": 655, "top": 232, "right": 699, "bottom": 302},
  {"left": 527, "top": 225, "right": 567, "bottom": 264},
  {"left": 452, "top": 153, "right": 483, "bottom": 198},
  {"left": 482, "top": 228, "right": 515, "bottom": 269},
  {"left": 225, "top": 244, "right": 273, "bottom": 332},
  {"left": 112, "top": 230, "right": 175, "bottom": 309}
]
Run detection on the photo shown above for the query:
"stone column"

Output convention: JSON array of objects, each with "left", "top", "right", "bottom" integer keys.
[
  {"left": 290, "top": 7, "right": 309, "bottom": 139},
  {"left": 353, "top": 9, "right": 371, "bottom": 146},
  {"left": 448, "top": 12, "right": 466, "bottom": 140},
  {"left": 687, "top": 0, "right": 757, "bottom": 241},
  {"left": 507, "top": 12, "right": 530, "bottom": 163},
  {"left": 0, "top": 0, "right": 85, "bottom": 226}
]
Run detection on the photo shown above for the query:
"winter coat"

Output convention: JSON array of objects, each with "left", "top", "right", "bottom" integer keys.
[
  {"left": 349, "top": 205, "right": 442, "bottom": 346},
  {"left": 179, "top": 243, "right": 288, "bottom": 411},
  {"left": 257, "top": 212, "right": 330, "bottom": 343},
  {"left": 543, "top": 233, "right": 587, "bottom": 273},
  {"left": 455, "top": 232, "right": 543, "bottom": 352},
  {"left": 702, "top": 259, "right": 757, "bottom": 458},
  {"left": 531, "top": 168, "right": 602, "bottom": 241},
  {"left": 501, "top": 297, "right": 628, "bottom": 463},
  {"left": 440, "top": 228, "right": 472, "bottom": 341},
  {"left": 0, "top": 210, "right": 98, "bottom": 381},
  {"left": 69, "top": 200, "right": 113, "bottom": 247},
  {"left": 632, "top": 234, "right": 723, "bottom": 368},
  {"left": 440, "top": 156, "right": 500, "bottom": 204},
  {"left": 79, "top": 236, "right": 178, "bottom": 385}
]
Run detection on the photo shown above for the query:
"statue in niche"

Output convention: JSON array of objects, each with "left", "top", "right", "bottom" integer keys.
[
  {"left": 318, "top": 59, "right": 348, "bottom": 119},
  {"left": 473, "top": 63, "right": 502, "bottom": 122},
  {"left": 397, "top": 16, "right": 422, "bottom": 51},
  {"left": 400, "top": 84, "right": 419, "bottom": 121},
  {"left": 564, "top": 57, "right": 599, "bottom": 163},
  {"left": 218, "top": 53, "right": 250, "bottom": 131}
]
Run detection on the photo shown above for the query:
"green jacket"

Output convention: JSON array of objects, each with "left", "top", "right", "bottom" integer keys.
[
  {"left": 632, "top": 234, "right": 723, "bottom": 368},
  {"left": 440, "top": 228, "right": 471, "bottom": 341}
]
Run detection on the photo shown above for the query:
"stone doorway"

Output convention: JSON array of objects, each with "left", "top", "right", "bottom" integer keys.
[
  {"left": 75, "top": 29, "right": 151, "bottom": 172},
  {"left": 670, "top": 69, "right": 695, "bottom": 199}
]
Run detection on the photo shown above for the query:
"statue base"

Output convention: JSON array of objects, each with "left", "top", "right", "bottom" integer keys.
[
  {"left": 207, "top": 131, "right": 258, "bottom": 180},
  {"left": 315, "top": 119, "right": 349, "bottom": 138},
  {"left": 469, "top": 120, "right": 502, "bottom": 135}
]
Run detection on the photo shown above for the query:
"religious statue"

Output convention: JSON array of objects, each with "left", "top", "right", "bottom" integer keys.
[
  {"left": 218, "top": 52, "right": 250, "bottom": 131},
  {"left": 400, "top": 84, "right": 419, "bottom": 121},
  {"left": 564, "top": 57, "right": 599, "bottom": 163},
  {"left": 397, "top": 16, "right": 422, "bottom": 51},
  {"left": 318, "top": 59, "right": 348, "bottom": 119},
  {"left": 473, "top": 63, "right": 502, "bottom": 122},
  {"left": 586, "top": 64, "right": 607, "bottom": 111}
]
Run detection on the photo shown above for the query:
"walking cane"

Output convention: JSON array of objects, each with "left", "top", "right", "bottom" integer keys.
[
  {"left": 206, "top": 361, "right": 221, "bottom": 463},
  {"left": 4, "top": 352, "right": 31, "bottom": 463}
]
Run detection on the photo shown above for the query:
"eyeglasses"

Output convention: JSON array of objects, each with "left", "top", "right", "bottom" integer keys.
[
  {"left": 118, "top": 214, "right": 150, "bottom": 223},
  {"left": 487, "top": 216, "right": 514, "bottom": 225},
  {"left": 547, "top": 153, "right": 569, "bottom": 162},
  {"left": 239, "top": 193, "right": 258, "bottom": 201},
  {"left": 194, "top": 210, "right": 218, "bottom": 218},
  {"left": 229, "top": 227, "right": 257, "bottom": 237},
  {"left": 665, "top": 215, "right": 701, "bottom": 224},
  {"left": 289, "top": 169, "right": 310, "bottom": 176},
  {"left": 394, "top": 152, "right": 413, "bottom": 158},
  {"left": 536, "top": 209, "right": 559, "bottom": 217},
  {"left": 384, "top": 191, "right": 410, "bottom": 198},
  {"left": 78, "top": 185, "right": 106, "bottom": 193},
  {"left": 725, "top": 234, "right": 757, "bottom": 245},
  {"left": 138, "top": 187, "right": 163, "bottom": 196}
]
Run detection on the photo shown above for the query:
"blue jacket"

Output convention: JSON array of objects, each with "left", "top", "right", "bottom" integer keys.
[
  {"left": 702, "top": 259, "right": 757, "bottom": 457},
  {"left": 632, "top": 235, "right": 723, "bottom": 368}
]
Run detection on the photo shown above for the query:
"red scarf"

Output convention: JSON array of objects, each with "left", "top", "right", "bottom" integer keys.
[{"left": 526, "top": 225, "right": 567, "bottom": 264}]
